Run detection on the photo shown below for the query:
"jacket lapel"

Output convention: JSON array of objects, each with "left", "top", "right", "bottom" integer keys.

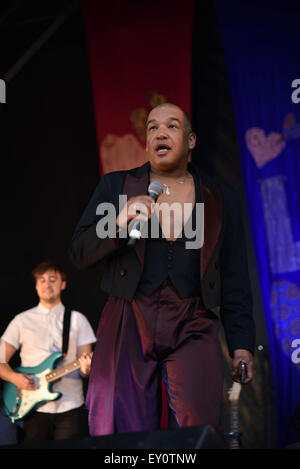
[{"left": 199, "top": 180, "right": 223, "bottom": 279}]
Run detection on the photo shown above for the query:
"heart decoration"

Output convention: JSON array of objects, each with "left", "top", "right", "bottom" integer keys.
[{"left": 245, "top": 127, "right": 286, "bottom": 168}]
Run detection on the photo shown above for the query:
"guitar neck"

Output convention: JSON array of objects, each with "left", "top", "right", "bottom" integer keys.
[
  {"left": 46, "top": 359, "right": 81, "bottom": 383},
  {"left": 230, "top": 401, "right": 239, "bottom": 431},
  {"left": 229, "top": 401, "right": 240, "bottom": 449}
]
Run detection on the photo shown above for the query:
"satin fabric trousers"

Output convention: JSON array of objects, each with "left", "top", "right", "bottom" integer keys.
[{"left": 86, "top": 280, "right": 223, "bottom": 436}]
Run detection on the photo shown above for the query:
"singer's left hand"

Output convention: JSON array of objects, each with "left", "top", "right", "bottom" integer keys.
[{"left": 231, "top": 349, "right": 255, "bottom": 384}]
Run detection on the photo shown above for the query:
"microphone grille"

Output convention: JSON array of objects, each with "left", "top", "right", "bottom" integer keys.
[{"left": 148, "top": 181, "right": 164, "bottom": 198}]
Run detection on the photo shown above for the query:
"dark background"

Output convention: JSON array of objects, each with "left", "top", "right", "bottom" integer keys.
[
  {"left": 0, "top": 0, "right": 106, "bottom": 335},
  {"left": 0, "top": 0, "right": 275, "bottom": 448}
]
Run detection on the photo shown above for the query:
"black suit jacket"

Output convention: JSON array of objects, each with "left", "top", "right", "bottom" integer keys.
[{"left": 69, "top": 162, "right": 255, "bottom": 357}]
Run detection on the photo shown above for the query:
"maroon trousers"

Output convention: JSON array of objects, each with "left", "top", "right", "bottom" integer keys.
[{"left": 86, "top": 280, "right": 223, "bottom": 436}]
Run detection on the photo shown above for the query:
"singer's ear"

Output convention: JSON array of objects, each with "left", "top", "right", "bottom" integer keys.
[{"left": 188, "top": 132, "right": 196, "bottom": 150}]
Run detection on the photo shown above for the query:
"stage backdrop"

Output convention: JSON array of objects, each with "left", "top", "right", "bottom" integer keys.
[
  {"left": 214, "top": 0, "right": 300, "bottom": 447},
  {"left": 80, "top": 0, "right": 194, "bottom": 175}
]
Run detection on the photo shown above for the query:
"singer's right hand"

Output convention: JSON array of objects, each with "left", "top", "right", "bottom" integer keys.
[{"left": 116, "top": 195, "right": 154, "bottom": 230}]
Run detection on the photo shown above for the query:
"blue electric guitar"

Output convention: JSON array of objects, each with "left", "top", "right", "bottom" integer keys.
[{"left": 2, "top": 352, "right": 83, "bottom": 422}]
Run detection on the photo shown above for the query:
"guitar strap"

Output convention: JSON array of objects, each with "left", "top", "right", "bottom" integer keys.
[{"left": 62, "top": 307, "right": 71, "bottom": 357}]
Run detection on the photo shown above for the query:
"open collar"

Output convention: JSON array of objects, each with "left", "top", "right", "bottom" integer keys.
[{"left": 123, "top": 161, "right": 223, "bottom": 279}]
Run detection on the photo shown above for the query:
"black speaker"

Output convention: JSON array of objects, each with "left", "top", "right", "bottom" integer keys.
[{"left": 7, "top": 425, "right": 227, "bottom": 449}]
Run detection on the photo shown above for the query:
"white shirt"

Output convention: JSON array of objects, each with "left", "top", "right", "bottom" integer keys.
[
  {"left": 0, "top": 339, "right": 5, "bottom": 363},
  {"left": 1, "top": 302, "right": 96, "bottom": 414}
]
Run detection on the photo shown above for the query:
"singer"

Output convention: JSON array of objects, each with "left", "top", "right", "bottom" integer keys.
[{"left": 69, "top": 103, "right": 255, "bottom": 436}]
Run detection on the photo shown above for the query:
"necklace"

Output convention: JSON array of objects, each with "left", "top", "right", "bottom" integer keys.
[
  {"left": 162, "top": 178, "right": 186, "bottom": 195},
  {"left": 150, "top": 171, "right": 191, "bottom": 196},
  {"left": 160, "top": 174, "right": 191, "bottom": 195}
]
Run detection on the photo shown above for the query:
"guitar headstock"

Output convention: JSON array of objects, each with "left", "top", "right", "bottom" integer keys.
[{"left": 228, "top": 381, "right": 242, "bottom": 402}]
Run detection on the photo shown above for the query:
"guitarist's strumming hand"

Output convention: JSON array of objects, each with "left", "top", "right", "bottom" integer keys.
[
  {"left": 78, "top": 352, "right": 92, "bottom": 377},
  {"left": 231, "top": 349, "right": 255, "bottom": 385},
  {"left": 13, "top": 372, "right": 36, "bottom": 391}
]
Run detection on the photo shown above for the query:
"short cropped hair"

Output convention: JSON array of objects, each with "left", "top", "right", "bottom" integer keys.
[
  {"left": 180, "top": 108, "right": 193, "bottom": 134},
  {"left": 32, "top": 260, "right": 66, "bottom": 282},
  {"left": 149, "top": 102, "right": 193, "bottom": 134}
]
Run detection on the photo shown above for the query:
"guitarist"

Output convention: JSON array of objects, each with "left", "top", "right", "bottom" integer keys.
[{"left": 0, "top": 260, "right": 96, "bottom": 442}]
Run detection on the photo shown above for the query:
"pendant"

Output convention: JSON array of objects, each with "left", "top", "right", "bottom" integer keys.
[{"left": 165, "top": 186, "right": 171, "bottom": 195}]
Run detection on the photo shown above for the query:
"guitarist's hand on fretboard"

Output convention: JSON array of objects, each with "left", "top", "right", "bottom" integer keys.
[{"left": 78, "top": 352, "right": 92, "bottom": 377}]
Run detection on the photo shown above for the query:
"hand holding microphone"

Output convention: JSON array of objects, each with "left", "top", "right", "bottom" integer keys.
[{"left": 116, "top": 181, "right": 163, "bottom": 246}]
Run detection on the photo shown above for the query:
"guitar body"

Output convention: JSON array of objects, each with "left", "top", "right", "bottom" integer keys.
[{"left": 3, "top": 352, "right": 63, "bottom": 421}]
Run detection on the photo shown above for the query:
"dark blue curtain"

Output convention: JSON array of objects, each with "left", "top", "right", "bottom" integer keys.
[{"left": 214, "top": 0, "right": 300, "bottom": 447}]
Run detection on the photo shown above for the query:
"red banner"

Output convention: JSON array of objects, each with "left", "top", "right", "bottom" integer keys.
[{"left": 81, "top": 0, "right": 194, "bottom": 174}]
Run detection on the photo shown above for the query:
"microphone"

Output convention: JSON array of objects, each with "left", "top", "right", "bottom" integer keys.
[{"left": 127, "top": 181, "right": 163, "bottom": 246}]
